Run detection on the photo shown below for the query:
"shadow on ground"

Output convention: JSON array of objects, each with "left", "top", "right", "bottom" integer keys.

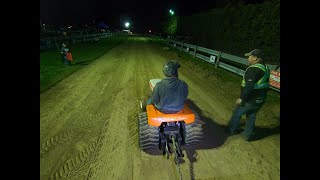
[
  {"left": 181, "top": 99, "right": 228, "bottom": 180},
  {"left": 249, "top": 125, "right": 280, "bottom": 141},
  {"left": 73, "top": 60, "right": 91, "bottom": 66}
]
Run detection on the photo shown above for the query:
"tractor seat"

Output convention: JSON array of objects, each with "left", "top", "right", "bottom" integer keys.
[{"left": 146, "top": 104, "right": 195, "bottom": 127}]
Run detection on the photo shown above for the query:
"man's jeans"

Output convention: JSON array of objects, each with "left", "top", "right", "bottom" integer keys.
[
  {"left": 146, "top": 98, "right": 179, "bottom": 114},
  {"left": 63, "top": 57, "right": 69, "bottom": 66},
  {"left": 146, "top": 98, "right": 162, "bottom": 112},
  {"left": 228, "top": 102, "right": 263, "bottom": 139}
]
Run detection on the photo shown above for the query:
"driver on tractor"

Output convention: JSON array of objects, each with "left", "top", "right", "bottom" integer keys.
[{"left": 147, "top": 60, "right": 188, "bottom": 114}]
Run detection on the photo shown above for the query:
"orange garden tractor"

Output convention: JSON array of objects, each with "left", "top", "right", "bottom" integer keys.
[{"left": 138, "top": 79, "right": 203, "bottom": 158}]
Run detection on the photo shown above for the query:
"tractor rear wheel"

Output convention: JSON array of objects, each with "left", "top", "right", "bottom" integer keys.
[
  {"left": 138, "top": 112, "right": 159, "bottom": 151},
  {"left": 182, "top": 111, "right": 203, "bottom": 145}
]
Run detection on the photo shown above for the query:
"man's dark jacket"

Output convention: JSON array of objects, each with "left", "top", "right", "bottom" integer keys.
[
  {"left": 151, "top": 77, "right": 188, "bottom": 113},
  {"left": 240, "top": 63, "right": 269, "bottom": 105}
]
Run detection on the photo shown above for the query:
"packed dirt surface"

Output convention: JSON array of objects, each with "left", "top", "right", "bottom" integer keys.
[{"left": 40, "top": 37, "right": 280, "bottom": 180}]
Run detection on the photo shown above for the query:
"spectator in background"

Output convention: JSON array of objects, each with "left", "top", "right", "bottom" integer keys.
[
  {"left": 60, "top": 43, "right": 70, "bottom": 66},
  {"left": 65, "top": 48, "right": 73, "bottom": 66}
]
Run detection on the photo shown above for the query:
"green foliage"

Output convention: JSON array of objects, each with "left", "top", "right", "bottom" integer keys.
[
  {"left": 172, "top": 0, "right": 280, "bottom": 64},
  {"left": 164, "top": 16, "right": 179, "bottom": 34}
]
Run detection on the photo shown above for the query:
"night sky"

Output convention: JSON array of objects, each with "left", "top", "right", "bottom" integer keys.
[{"left": 40, "top": 0, "right": 217, "bottom": 32}]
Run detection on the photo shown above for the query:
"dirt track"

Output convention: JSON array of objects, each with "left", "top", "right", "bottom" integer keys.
[{"left": 40, "top": 37, "right": 280, "bottom": 180}]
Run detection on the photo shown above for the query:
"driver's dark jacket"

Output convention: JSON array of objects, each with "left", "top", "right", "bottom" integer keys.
[{"left": 151, "top": 77, "right": 188, "bottom": 113}]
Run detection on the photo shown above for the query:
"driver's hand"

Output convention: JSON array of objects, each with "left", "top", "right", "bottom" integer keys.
[{"left": 236, "top": 98, "right": 243, "bottom": 105}]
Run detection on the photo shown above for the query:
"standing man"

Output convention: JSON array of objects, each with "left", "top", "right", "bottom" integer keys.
[
  {"left": 60, "top": 43, "right": 70, "bottom": 66},
  {"left": 227, "top": 49, "right": 270, "bottom": 141}
]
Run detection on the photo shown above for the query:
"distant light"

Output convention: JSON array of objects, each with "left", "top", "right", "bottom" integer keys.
[
  {"left": 149, "top": 30, "right": 151, "bottom": 33},
  {"left": 125, "top": 22, "right": 130, "bottom": 28},
  {"left": 169, "top": 9, "right": 174, "bottom": 15},
  {"left": 42, "top": 24, "right": 45, "bottom": 26},
  {"left": 68, "top": 26, "right": 72, "bottom": 29}
]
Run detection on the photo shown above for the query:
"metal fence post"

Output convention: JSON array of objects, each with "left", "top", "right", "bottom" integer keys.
[
  {"left": 215, "top": 51, "right": 222, "bottom": 68},
  {"left": 193, "top": 45, "right": 198, "bottom": 58},
  {"left": 181, "top": 41, "right": 184, "bottom": 52},
  {"left": 46, "top": 40, "right": 50, "bottom": 49},
  {"left": 54, "top": 37, "right": 59, "bottom": 50}
]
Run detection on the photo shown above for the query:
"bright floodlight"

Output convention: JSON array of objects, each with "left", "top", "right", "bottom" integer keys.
[
  {"left": 169, "top": 9, "right": 174, "bottom": 15},
  {"left": 125, "top": 22, "right": 130, "bottom": 28}
]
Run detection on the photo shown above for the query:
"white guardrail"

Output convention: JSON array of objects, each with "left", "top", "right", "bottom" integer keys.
[
  {"left": 40, "top": 32, "right": 118, "bottom": 51},
  {"left": 160, "top": 38, "right": 280, "bottom": 92}
]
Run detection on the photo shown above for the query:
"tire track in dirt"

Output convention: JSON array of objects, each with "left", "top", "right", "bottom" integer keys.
[
  {"left": 55, "top": 53, "right": 130, "bottom": 179},
  {"left": 40, "top": 60, "right": 113, "bottom": 140},
  {"left": 87, "top": 90, "right": 131, "bottom": 179},
  {"left": 40, "top": 73, "right": 113, "bottom": 158},
  {"left": 85, "top": 43, "right": 137, "bottom": 179},
  {"left": 40, "top": 44, "right": 131, "bottom": 179},
  {"left": 49, "top": 140, "right": 99, "bottom": 179}
]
